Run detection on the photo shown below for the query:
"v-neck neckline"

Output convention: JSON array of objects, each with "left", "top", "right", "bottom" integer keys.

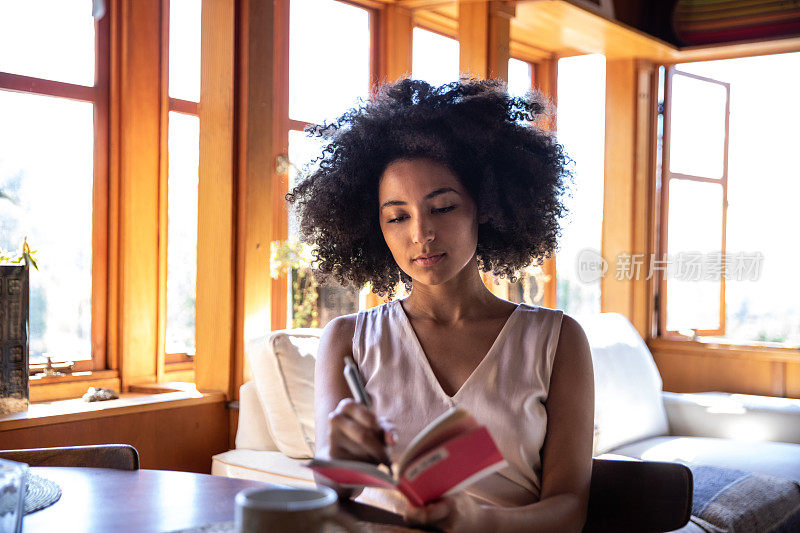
[{"left": 394, "top": 299, "right": 524, "bottom": 402}]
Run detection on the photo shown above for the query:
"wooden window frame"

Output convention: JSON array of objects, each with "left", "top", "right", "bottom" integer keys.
[
  {"left": 160, "top": 0, "right": 200, "bottom": 366},
  {"left": 657, "top": 67, "right": 730, "bottom": 338},
  {"left": 274, "top": 0, "right": 380, "bottom": 329},
  {"left": 0, "top": 10, "right": 111, "bottom": 374}
]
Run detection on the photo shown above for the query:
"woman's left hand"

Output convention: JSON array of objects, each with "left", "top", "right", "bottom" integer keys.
[{"left": 402, "top": 492, "right": 491, "bottom": 532}]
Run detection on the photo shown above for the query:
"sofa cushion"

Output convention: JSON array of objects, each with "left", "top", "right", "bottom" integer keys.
[
  {"left": 684, "top": 464, "right": 800, "bottom": 533},
  {"left": 245, "top": 329, "right": 322, "bottom": 458},
  {"left": 576, "top": 313, "right": 669, "bottom": 454},
  {"left": 235, "top": 381, "right": 279, "bottom": 452},
  {"left": 610, "top": 436, "right": 800, "bottom": 484}
]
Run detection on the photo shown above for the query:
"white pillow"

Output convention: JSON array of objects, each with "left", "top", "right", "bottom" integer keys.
[
  {"left": 574, "top": 313, "right": 669, "bottom": 454},
  {"left": 245, "top": 329, "right": 322, "bottom": 458}
]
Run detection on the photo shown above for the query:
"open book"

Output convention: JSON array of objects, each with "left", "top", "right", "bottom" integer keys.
[{"left": 305, "top": 407, "right": 507, "bottom": 507}]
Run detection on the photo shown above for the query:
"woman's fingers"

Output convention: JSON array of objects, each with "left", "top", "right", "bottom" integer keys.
[
  {"left": 378, "top": 417, "right": 399, "bottom": 447},
  {"left": 336, "top": 416, "right": 390, "bottom": 464},
  {"left": 338, "top": 398, "right": 382, "bottom": 431},
  {"left": 403, "top": 499, "right": 451, "bottom": 526},
  {"left": 329, "top": 401, "right": 391, "bottom": 464}
]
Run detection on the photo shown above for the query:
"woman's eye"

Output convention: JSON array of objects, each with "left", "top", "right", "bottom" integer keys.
[
  {"left": 432, "top": 205, "right": 456, "bottom": 214},
  {"left": 387, "top": 215, "right": 408, "bottom": 223}
]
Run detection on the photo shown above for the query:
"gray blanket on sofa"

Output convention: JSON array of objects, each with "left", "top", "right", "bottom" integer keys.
[{"left": 687, "top": 464, "right": 800, "bottom": 533}]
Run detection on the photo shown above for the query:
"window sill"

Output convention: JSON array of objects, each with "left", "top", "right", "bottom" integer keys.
[
  {"left": 648, "top": 336, "right": 800, "bottom": 362},
  {"left": 0, "top": 388, "right": 226, "bottom": 432},
  {"left": 29, "top": 370, "right": 121, "bottom": 403}
]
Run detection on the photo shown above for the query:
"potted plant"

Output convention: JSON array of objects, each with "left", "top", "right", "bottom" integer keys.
[
  {"left": 0, "top": 239, "right": 37, "bottom": 414},
  {"left": 269, "top": 239, "right": 359, "bottom": 329},
  {"left": 270, "top": 239, "right": 319, "bottom": 328}
]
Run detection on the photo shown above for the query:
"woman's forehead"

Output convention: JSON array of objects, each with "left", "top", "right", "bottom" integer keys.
[{"left": 378, "top": 158, "right": 464, "bottom": 198}]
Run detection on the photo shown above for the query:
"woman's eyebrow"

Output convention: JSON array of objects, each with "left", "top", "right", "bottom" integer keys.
[{"left": 379, "top": 187, "right": 460, "bottom": 211}]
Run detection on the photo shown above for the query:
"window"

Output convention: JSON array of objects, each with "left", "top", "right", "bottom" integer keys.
[
  {"left": 283, "top": 0, "right": 372, "bottom": 328},
  {"left": 507, "top": 58, "right": 533, "bottom": 97},
  {"left": 412, "top": 27, "right": 459, "bottom": 86},
  {"left": 658, "top": 53, "right": 800, "bottom": 346},
  {"left": 0, "top": 1, "right": 106, "bottom": 370},
  {"left": 165, "top": 0, "right": 201, "bottom": 358},
  {"left": 555, "top": 54, "right": 606, "bottom": 315},
  {"left": 503, "top": 57, "right": 549, "bottom": 306}
]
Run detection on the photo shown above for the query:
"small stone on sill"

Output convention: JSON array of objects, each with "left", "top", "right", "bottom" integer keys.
[{"left": 82, "top": 387, "right": 119, "bottom": 402}]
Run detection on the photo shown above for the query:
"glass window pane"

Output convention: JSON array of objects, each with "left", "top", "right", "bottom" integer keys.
[
  {"left": 412, "top": 27, "right": 459, "bottom": 87},
  {"left": 0, "top": 91, "right": 93, "bottom": 363},
  {"left": 669, "top": 72, "right": 727, "bottom": 179},
  {"left": 289, "top": 0, "right": 370, "bottom": 124},
  {"left": 169, "top": 0, "right": 201, "bottom": 102},
  {"left": 676, "top": 52, "right": 800, "bottom": 345},
  {"left": 0, "top": 0, "right": 95, "bottom": 86},
  {"left": 288, "top": 130, "right": 327, "bottom": 239},
  {"left": 507, "top": 58, "right": 532, "bottom": 97},
  {"left": 665, "top": 179, "right": 723, "bottom": 332},
  {"left": 165, "top": 112, "right": 199, "bottom": 355},
  {"left": 286, "top": 130, "right": 357, "bottom": 328},
  {"left": 555, "top": 54, "right": 606, "bottom": 315}
]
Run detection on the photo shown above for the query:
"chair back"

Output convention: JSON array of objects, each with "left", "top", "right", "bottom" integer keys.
[
  {"left": 0, "top": 444, "right": 140, "bottom": 471},
  {"left": 583, "top": 457, "right": 693, "bottom": 532}
]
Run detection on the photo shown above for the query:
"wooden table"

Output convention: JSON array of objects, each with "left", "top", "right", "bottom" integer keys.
[{"left": 23, "top": 467, "right": 414, "bottom": 532}]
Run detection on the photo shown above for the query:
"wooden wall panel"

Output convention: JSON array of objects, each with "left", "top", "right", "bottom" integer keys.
[
  {"left": 786, "top": 361, "right": 800, "bottom": 398},
  {"left": 378, "top": 4, "right": 413, "bottom": 84},
  {"left": 458, "top": 1, "right": 514, "bottom": 80},
  {"left": 116, "top": 0, "right": 163, "bottom": 387},
  {"left": 601, "top": 59, "right": 636, "bottom": 321},
  {"left": 459, "top": 1, "right": 489, "bottom": 78},
  {"left": 196, "top": 0, "right": 237, "bottom": 396},
  {"left": 652, "top": 349, "right": 776, "bottom": 396},
  {"left": 235, "top": 0, "right": 278, "bottom": 395},
  {"left": 630, "top": 62, "right": 658, "bottom": 338},
  {"left": 0, "top": 402, "right": 228, "bottom": 473}
]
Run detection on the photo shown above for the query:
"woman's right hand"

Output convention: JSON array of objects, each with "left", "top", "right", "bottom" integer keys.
[{"left": 328, "top": 397, "right": 397, "bottom": 467}]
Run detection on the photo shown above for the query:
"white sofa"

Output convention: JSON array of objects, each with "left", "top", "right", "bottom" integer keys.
[{"left": 212, "top": 313, "right": 800, "bottom": 502}]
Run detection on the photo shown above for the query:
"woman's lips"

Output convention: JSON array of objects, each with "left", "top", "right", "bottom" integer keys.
[{"left": 413, "top": 253, "right": 445, "bottom": 267}]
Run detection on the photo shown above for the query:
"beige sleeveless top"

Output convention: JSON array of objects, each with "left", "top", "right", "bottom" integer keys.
[{"left": 351, "top": 299, "right": 564, "bottom": 513}]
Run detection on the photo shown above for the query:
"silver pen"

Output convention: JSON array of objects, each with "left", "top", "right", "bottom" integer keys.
[
  {"left": 343, "top": 356, "right": 393, "bottom": 475},
  {"left": 343, "top": 355, "right": 372, "bottom": 409}
]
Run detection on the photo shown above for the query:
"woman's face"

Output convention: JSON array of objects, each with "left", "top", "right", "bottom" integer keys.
[{"left": 378, "top": 158, "right": 479, "bottom": 288}]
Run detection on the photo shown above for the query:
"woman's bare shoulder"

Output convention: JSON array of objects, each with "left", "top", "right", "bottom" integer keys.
[{"left": 318, "top": 313, "right": 358, "bottom": 361}]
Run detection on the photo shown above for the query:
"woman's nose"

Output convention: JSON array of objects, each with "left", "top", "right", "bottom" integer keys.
[{"left": 411, "top": 216, "right": 434, "bottom": 244}]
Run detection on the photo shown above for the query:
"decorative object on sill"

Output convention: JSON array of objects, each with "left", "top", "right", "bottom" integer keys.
[
  {"left": 29, "top": 360, "right": 74, "bottom": 378},
  {"left": 0, "top": 240, "right": 36, "bottom": 415},
  {"left": 23, "top": 473, "right": 61, "bottom": 515},
  {"left": 673, "top": 0, "right": 800, "bottom": 46},
  {"left": 82, "top": 387, "right": 119, "bottom": 402},
  {"left": 40, "top": 356, "right": 65, "bottom": 377}
]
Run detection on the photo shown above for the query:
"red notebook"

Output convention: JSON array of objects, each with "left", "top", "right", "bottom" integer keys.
[{"left": 305, "top": 407, "right": 507, "bottom": 507}]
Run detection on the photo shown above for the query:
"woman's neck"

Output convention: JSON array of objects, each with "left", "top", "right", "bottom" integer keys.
[{"left": 401, "top": 261, "right": 508, "bottom": 324}]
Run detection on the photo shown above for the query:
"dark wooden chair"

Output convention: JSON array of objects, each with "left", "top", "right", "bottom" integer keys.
[
  {"left": 0, "top": 444, "right": 140, "bottom": 471},
  {"left": 583, "top": 457, "right": 693, "bottom": 532},
  {"left": 340, "top": 456, "right": 692, "bottom": 533}
]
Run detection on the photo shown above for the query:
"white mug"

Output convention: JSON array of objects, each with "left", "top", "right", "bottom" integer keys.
[{"left": 234, "top": 485, "right": 360, "bottom": 533}]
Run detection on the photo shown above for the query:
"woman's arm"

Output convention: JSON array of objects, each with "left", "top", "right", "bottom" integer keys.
[
  {"left": 405, "top": 314, "right": 595, "bottom": 532},
  {"left": 488, "top": 313, "right": 595, "bottom": 532},
  {"left": 313, "top": 314, "right": 393, "bottom": 499}
]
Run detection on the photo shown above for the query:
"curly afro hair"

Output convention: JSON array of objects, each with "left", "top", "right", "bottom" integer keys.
[{"left": 286, "top": 78, "right": 572, "bottom": 298}]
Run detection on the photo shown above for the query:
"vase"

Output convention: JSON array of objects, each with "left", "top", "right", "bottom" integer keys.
[{"left": 0, "top": 264, "right": 29, "bottom": 414}]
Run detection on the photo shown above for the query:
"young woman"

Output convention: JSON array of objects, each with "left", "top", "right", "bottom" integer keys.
[{"left": 288, "top": 78, "right": 594, "bottom": 532}]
